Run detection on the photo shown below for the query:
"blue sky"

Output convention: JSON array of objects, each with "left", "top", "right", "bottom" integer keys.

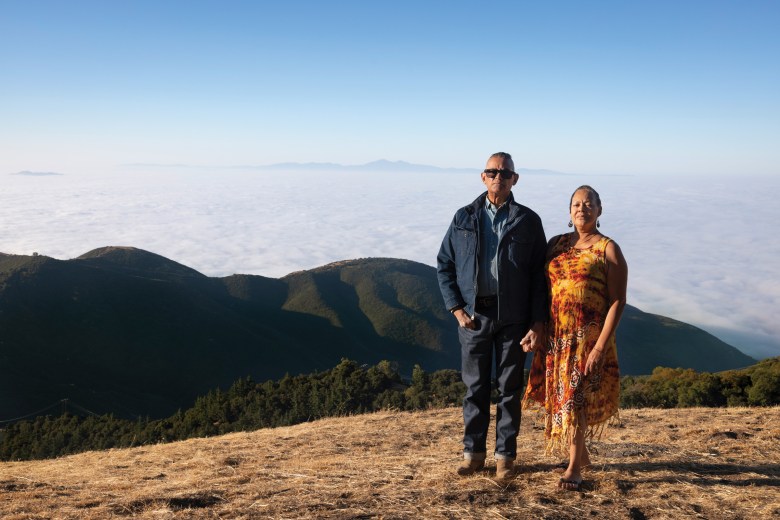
[{"left": 2, "top": 0, "right": 778, "bottom": 176}]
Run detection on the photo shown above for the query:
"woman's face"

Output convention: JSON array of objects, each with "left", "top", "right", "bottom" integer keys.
[{"left": 570, "top": 189, "right": 601, "bottom": 230}]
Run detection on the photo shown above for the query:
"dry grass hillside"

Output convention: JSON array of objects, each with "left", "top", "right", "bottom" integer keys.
[{"left": 1, "top": 407, "right": 778, "bottom": 519}]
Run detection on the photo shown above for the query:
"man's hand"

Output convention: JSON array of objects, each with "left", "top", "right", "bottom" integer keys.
[
  {"left": 453, "top": 308, "right": 477, "bottom": 330},
  {"left": 520, "top": 322, "right": 544, "bottom": 352}
]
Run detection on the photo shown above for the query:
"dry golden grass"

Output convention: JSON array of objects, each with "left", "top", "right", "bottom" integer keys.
[{"left": 1, "top": 406, "right": 778, "bottom": 519}]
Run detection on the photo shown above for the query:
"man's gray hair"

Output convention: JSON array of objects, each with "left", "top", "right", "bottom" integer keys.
[{"left": 489, "top": 152, "right": 513, "bottom": 163}]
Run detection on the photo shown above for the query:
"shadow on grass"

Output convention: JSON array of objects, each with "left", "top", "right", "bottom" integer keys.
[{"left": 521, "top": 460, "right": 779, "bottom": 488}]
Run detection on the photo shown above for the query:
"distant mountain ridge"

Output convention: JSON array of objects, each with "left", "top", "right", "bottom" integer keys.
[
  {"left": 257, "top": 159, "right": 468, "bottom": 172},
  {"left": 122, "top": 160, "right": 565, "bottom": 175},
  {"left": 0, "top": 248, "right": 755, "bottom": 420},
  {"left": 253, "top": 159, "right": 564, "bottom": 176}
]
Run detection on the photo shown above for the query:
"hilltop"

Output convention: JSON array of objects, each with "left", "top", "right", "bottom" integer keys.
[
  {"left": 0, "top": 247, "right": 756, "bottom": 420},
  {"left": 1, "top": 406, "right": 778, "bottom": 519}
]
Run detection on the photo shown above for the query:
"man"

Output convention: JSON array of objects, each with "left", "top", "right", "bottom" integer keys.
[{"left": 437, "top": 152, "right": 547, "bottom": 479}]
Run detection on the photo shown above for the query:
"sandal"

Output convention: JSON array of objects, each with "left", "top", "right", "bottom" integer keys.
[{"left": 558, "top": 477, "right": 583, "bottom": 492}]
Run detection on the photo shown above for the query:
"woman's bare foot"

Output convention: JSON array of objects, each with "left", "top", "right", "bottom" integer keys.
[{"left": 554, "top": 452, "right": 590, "bottom": 474}]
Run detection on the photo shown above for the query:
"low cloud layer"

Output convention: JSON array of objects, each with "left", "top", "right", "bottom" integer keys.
[{"left": 2, "top": 168, "right": 777, "bottom": 360}]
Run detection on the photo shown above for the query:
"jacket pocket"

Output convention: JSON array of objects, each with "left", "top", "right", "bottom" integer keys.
[
  {"left": 454, "top": 227, "right": 476, "bottom": 256},
  {"left": 507, "top": 232, "right": 533, "bottom": 266}
]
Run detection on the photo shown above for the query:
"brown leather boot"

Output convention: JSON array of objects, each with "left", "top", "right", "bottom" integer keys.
[
  {"left": 456, "top": 458, "right": 485, "bottom": 476},
  {"left": 495, "top": 459, "right": 516, "bottom": 480}
]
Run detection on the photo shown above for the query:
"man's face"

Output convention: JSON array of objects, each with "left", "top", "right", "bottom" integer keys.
[{"left": 481, "top": 155, "right": 518, "bottom": 202}]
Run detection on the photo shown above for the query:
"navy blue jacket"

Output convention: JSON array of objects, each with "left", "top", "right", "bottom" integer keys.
[{"left": 436, "top": 192, "right": 548, "bottom": 324}]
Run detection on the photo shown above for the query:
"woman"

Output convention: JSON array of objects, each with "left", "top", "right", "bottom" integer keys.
[{"left": 523, "top": 185, "right": 628, "bottom": 491}]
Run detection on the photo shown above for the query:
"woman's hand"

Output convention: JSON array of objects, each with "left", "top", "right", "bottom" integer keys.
[{"left": 584, "top": 344, "right": 605, "bottom": 376}]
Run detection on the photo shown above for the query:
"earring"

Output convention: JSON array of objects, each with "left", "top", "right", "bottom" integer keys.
[
  {"left": 568, "top": 220, "right": 573, "bottom": 228},
  {"left": 597, "top": 220, "right": 600, "bottom": 228}
]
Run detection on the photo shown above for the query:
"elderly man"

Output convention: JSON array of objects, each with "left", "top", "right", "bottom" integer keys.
[{"left": 437, "top": 152, "right": 547, "bottom": 479}]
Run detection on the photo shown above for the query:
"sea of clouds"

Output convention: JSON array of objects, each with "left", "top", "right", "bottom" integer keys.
[{"left": 2, "top": 167, "right": 778, "bottom": 360}]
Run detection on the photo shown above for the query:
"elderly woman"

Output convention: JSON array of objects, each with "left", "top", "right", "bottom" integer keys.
[{"left": 522, "top": 185, "right": 628, "bottom": 491}]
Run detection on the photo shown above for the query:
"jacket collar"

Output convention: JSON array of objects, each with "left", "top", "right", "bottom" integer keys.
[{"left": 468, "top": 191, "right": 516, "bottom": 214}]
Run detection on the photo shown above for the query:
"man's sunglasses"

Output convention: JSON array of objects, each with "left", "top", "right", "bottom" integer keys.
[{"left": 483, "top": 169, "right": 516, "bottom": 180}]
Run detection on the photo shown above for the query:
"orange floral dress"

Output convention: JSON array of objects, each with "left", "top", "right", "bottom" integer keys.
[{"left": 523, "top": 234, "right": 620, "bottom": 455}]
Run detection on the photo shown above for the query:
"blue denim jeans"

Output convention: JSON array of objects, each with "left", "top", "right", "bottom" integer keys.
[{"left": 458, "top": 305, "right": 527, "bottom": 460}]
